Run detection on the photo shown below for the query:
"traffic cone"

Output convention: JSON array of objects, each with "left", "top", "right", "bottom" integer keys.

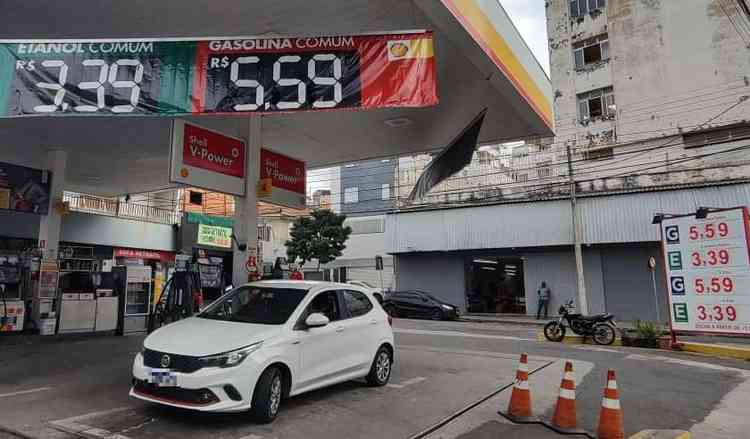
[
  {"left": 597, "top": 369, "right": 625, "bottom": 439},
  {"left": 506, "top": 353, "right": 533, "bottom": 419},
  {"left": 551, "top": 361, "right": 577, "bottom": 430}
]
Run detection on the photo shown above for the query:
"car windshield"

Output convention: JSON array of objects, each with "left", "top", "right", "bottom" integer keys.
[{"left": 198, "top": 286, "right": 309, "bottom": 325}]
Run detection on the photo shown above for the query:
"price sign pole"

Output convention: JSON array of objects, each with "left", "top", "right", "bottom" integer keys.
[{"left": 660, "top": 206, "right": 750, "bottom": 346}]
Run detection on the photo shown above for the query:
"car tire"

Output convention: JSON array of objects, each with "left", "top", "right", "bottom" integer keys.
[
  {"left": 430, "top": 309, "right": 443, "bottom": 320},
  {"left": 250, "top": 366, "right": 283, "bottom": 423},
  {"left": 366, "top": 346, "right": 392, "bottom": 386}
]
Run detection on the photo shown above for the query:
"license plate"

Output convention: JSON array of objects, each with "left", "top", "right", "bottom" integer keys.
[{"left": 149, "top": 368, "right": 178, "bottom": 387}]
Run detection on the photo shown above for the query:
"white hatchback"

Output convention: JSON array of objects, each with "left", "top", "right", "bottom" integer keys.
[{"left": 130, "top": 281, "right": 394, "bottom": 422}]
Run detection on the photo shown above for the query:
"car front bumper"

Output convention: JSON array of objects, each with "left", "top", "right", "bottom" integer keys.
[{"left": 130, "top": 353, "right": 260, "bottom": 413}]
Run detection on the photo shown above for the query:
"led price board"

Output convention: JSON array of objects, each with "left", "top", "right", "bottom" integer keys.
[
  {"left": 661, "top": 207, "right": 750, "bottom": 335},
  {"left": 0, "top": 31, "right": 437, "bottom": 117}
]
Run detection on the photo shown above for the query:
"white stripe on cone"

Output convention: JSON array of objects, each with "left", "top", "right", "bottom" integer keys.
[
  {"left": 601, "top": 397, "right": 621, "bottom": 410},
  {"left": 563, "top": 371, "right": 575, "bottom": 382},
  {"left": 518, "top": 364, "right": 529, "bottom": 372},
  {"left": 606, "top": 380, "right": 618, "bottom": 390},
  {"left": 515, "top": 380, "right": 529, "bottom": 390},
  {"left": 559, "top": 388, "right": 576, "bottom": 399}
]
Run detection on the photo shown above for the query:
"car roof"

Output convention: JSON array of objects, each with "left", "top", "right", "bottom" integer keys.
[{"left": 243, "top": 280, "right": 363, "bottom": 291}]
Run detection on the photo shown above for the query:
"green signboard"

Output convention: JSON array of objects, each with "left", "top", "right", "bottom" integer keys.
[{"left": 197, "top": 223, "right": 232, "bottom": 249}]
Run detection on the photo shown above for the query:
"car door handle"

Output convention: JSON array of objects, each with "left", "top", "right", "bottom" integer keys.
[
  {"left": 292, "top": 340, "right": 301, "bottom": 345},
  {"left": 370, "top": 319, "right": 378, "bottom": 325},
  {"left": 335, "top": 326, "right": 345, "bottom": 333}
]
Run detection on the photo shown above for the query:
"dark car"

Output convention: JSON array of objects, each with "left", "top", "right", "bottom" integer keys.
[{"left": 382, "top": 290, "right": 460, "bottom": 320}]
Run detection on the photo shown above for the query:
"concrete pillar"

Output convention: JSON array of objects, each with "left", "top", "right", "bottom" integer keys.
[
  {"left": 232, "top": 117, "right": 260, "bottom": 287},
  {"left": 38, "top": 150, "right": 67, "bottom": 260}
]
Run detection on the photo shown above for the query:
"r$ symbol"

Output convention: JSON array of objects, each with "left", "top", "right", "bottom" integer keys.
[{"left": 210, "top": 56, "right": 231, "bottom": 69}]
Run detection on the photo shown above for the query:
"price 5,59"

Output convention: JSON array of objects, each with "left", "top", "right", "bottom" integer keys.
[
  {"left": 688, "top": 222, "right": 729, "bottom": 241},
  {"left": 694, "top": 277, "right": 734, "bottom": 294}
]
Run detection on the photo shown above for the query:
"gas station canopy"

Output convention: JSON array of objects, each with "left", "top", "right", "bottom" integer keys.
[{"left": 0, "top": 0, "right": 552, "bottom": 196}]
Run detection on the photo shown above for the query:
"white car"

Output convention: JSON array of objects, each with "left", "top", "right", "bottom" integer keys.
[{"left": 130, "top": 281, "right": 394, "bottom": 422}]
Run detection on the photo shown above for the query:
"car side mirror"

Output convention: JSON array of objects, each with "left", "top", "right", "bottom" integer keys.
[{"left": 305, "top": 313, "right": 330, "bottom": 328}]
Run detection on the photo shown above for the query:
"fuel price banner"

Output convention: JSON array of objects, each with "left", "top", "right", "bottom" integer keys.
[
  {"left": 661, "top": 207, "right": 750, "bottom": 335},
  {"left": 0, "top": 31, "right": 437, "bottom": 118}
]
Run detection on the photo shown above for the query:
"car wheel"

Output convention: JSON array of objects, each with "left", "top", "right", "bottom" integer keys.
[
  {"left": 366, "top": 346, "right": 393, "bottom": 386},
  {"left": 250, "top": 366, "right": 283, "bottom": 423},
  {"left": 430, "top": 309, "right": 443, "bottom": 320}
]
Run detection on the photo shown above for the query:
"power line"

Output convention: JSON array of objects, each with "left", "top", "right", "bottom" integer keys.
[{"left": 306, "top": 144, "right": 750, "bottom": 213}]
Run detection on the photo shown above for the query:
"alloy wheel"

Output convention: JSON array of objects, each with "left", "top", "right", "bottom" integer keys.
[{"left": 376, "top": 351, "right": 391, "bottom": 383}]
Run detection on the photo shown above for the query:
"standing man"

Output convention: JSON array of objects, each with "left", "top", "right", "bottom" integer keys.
[{"left": 536, "top": 281, "right": 551, "bottom": 320}]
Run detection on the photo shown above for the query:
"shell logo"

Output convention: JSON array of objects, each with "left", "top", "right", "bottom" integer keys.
[
  {"left": 389, "top": 42, "right": 409, "bottom": 59},
  {"left": 180, "top": 168, "right": 189, "bottom": 178}
]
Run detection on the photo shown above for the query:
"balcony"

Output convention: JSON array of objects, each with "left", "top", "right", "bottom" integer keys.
[{"left": 63, "top": 192, "right": 180, "bottom": 225}]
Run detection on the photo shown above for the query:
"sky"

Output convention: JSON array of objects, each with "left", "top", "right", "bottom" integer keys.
[{"left": 500, "top": 0, "right": 549, "bottom": 75}]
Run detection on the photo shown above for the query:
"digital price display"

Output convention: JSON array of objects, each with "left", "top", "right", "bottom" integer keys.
[
  {"left": 0, "top": 32, "right": 438, "bottom": 118},
  {"left": 662, "top": 207, "right": 750, "bottom": 335}
]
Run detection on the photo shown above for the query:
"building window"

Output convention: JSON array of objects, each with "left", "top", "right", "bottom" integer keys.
[
  {"left": 257, "top": 225, "right": 271, "bottom": 242},
  {"left": 381, "top": 183, "right": 391, "bottom": 201},
  {"left": 344, "top": 187, "right": 359, "bottom": 204},
  {"left": 578, "top": 87, "right": 615, "bottom": 123},
  {"left": 570, "top": 0, "right": 605, "bottom": 17},
  {"left": 537, "top": 161, "right": 552, "bottom": 178},
  {"left": 574, "top": 34, "right": 609, "bottom": 69},
  {"left": 189, "top": 190, "right": 203, "bottom": 205},
  {"left": 516, "top": 173, "right": 528, "bottom": 183}
]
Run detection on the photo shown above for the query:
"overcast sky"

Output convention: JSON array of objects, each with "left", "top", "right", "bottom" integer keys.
[{"left": 500, "top": 0, "right": 549, "bottom": 75}]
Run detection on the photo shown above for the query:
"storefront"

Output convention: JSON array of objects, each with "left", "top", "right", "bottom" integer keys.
[{"left": 113, "top": 247, "right": 175, "bottom": 304}]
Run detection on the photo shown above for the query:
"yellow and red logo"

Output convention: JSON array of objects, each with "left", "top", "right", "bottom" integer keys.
[{"left": 387, "top": 38, "right": 434, "bottom": 61}]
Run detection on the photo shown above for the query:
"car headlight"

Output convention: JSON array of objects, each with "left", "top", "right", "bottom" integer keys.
[
  {"left": 441, "top": 304, "right": 453, "bottom": 310},
  {"left": 199, "top": 342, "right": 263, "bottom": 368}
]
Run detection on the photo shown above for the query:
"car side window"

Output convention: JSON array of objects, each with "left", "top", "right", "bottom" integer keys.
[
  {"left": 306, "top": 290, "right": 342, "bottom": 322},
  {"left": 343, "top": 290, "right": 373, "bottom": 318}
]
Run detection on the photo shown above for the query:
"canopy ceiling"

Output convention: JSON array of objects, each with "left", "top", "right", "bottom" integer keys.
[{"left": 0, "top": 0, "right": 552, "bottom": 196}]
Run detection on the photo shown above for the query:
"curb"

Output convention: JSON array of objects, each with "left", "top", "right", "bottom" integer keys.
[
  {"left": 536, "top": 331, "right": 623, "bottom": 346},
  {"left": 678, "top": 342, "right": 750, "bottom": 361},
  {"left": 460, "top": 316, "right": 547, "bottom": 326},
  {"left": 628, "top": 430, "right": 690, "bottom": 439}
]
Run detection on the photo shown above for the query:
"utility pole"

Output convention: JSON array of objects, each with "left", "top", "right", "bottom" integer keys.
[{"left": 566, "top": 144, "right": 588, "bottom": 315}]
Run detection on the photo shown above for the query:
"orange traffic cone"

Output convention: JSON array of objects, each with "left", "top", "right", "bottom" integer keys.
[
  {"left": 597, "top": 369, "right": 625, "bottom": 439},
  {"left": 506, "top": 353, "right": 533, "bottom": 419},
  {"left": 551, "top": 361, "right": 577, "bottom": 430}
]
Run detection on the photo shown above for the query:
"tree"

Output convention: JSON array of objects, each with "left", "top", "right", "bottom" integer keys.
[{"left": 285, "top": 209, "right": 352, "bottom": 270}]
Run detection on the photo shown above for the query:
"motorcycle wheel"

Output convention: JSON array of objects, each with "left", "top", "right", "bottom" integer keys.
[
  {"left": 544, "top": 321, "right": 566, "bottom": 342},
  {"left": 593, "top": 323, "right": 616, "bottom": 345}
]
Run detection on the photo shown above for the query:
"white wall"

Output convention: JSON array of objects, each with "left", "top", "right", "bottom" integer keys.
[{"left": 545, "top": 0, "right": 750, "bottom": 191}]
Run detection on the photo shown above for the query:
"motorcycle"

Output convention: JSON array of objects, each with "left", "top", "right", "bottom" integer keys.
[{"left": 543, "top": 299, "right": 617, "bottom": 345}]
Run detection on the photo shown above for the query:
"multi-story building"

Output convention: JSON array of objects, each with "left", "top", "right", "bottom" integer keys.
[
  {"left": 341, "top": 158, "right": 397, "bottom": 217},
  {"left": 385, "top": 0, "right": 750, "bottom": 321},
  {"left": 546, "top": 0, "right": 750, "bottom": 193}
]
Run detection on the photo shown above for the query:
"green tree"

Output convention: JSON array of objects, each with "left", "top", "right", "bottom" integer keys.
[{"left": 285, "top": 209, "right": 352, "bottom": 270}]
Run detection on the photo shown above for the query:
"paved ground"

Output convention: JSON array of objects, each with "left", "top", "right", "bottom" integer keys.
[{"left": 1, "top": 318, "right": 749, "bottom": 439}]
